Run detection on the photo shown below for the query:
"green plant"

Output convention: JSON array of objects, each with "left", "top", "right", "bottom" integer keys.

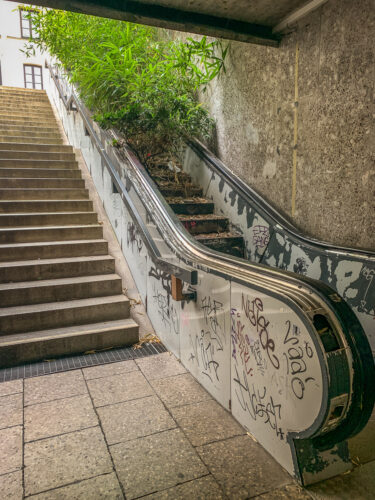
[{"left": 22, "top": 8, "right": 227, "bottom": 163}]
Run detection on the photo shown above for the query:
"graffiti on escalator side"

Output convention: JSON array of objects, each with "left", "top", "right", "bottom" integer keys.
[
  {"left": 127, "top": 221, "right": 143, "bottom": 254},
  {"left": 252, "top": 224, "right": 270, "bottom": 250},
  {"left": 231, "top": 287, "right": 323, "bottom": 444},
  {"left": 188, "top": 295, "right": 225, "bottom": 384}
]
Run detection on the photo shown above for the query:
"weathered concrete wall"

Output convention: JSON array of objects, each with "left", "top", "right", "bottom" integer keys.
[{"left": 199, "top": 0, "right": 374, "bottom": 250}]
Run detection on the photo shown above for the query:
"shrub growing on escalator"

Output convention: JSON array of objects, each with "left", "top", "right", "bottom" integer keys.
[{"left": 22, "top": 8, "right": 227, "bottom": 164}]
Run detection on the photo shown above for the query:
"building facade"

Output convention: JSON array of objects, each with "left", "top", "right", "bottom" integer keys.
[{"left": 0, "top": 1, "right": 49, "bottom": 90}]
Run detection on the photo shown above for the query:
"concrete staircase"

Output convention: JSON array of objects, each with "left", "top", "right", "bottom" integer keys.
[{"left": 0, "top": 86, "right": 139, "bottom": 367}]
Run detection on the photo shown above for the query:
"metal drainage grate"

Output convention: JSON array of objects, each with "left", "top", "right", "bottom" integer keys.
[{"left": 0, "top": 342, "right": 167, "bottom": 382}]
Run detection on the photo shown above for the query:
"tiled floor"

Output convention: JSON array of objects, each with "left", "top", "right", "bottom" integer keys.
[{"left": 0, "top": 352, "right": 374, "bottom": 499}]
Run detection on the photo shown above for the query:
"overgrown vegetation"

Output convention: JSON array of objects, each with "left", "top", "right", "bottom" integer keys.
[{"left": 23, "top": 9, "right": 227, "bottom": 164}]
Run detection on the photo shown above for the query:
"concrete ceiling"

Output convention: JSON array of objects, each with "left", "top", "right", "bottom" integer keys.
[{"left": 19, "top": 0, "right": 327, "bottom": 46}]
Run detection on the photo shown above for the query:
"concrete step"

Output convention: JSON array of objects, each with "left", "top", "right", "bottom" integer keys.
[
  {"left": 0, "top": 295, "right": 130, "bottom": 334},
  {"left": 0, "top": 239, "right": 108, "bottom": 262},
  {"left": 0, "top": 168, "right": 81, "bottom": 178},
  {"left": 0, "top": 224, "right": 103, "bottom": 244},
  {"left": 0, "top": 255, "right": 115, "bottom": 283},
  {"left": 0, "top": 96, "right": 48, "bottom": 104},
  {"left": 0, "top": 136, "right": 64, "bottom": 145},
  {"left": 0, "top": 318, "right": 139, "bottom": 367},
  {"left": 0, "top": 151, "right": 75, "bottom": 161},
  {"left": 196, "top": 232, "right": 245, "bottom": 258},
  {"left": 158, "top": 181, "right": 203, "bottom": 198},
  {"left": 0, "top": 178, "right": 85, "bottom": 189},
  {"left": 0, "top": 159, "right": 78, "bottom": 169},
  {"left": 0, "top": 100, "right": 49, "bottom": 107},
  {"left": 0, "top": 105, "right": 53, "bottom": 114},
  {"left": 0, "top": 98, "right": 51, "bottom": 105},
  {"left": 0, "top": 86, "right": 47, "bottom": 94},
  {"left": 167, "top": 197, "right": 215, "bottom": 215},
  {"left": 0, "top": 92, "right": 49, "bottom": 97},
  {"left": 0, "top": 143, "right": 73, "bottom": 152},
  {"left": 0, "top": 274, "right": 122, "bottom": 307},
  {"left": 0, "top": 109, "right": 56, "bottom": 117},
  {"left": 0, "top": 125, "right": 60, "bottom": 136},
  {"left": 0, "top": 115, "right": 56, "bottom": 124},
  {"left": 0, "top": 188, "right": 89, "bottom": 200},
  {"left": 0, "top": 212, "right": 98, "bottom": 227},
  {"left": 178, "top": 214, "right": 229, "bottom": 234},
  {"left": 0, "top": 199, "right": 93, "bottom": 213},
  {"left": 0, "top": 122, "right": 60, "bottom": 134},
  {"left": 0, "top": 117, "right": 57, "bottom": 126},
  {"left": 0, "top": 100, "right": 49, "bottom": 108}
]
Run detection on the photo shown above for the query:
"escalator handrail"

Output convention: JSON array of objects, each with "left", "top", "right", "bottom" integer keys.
[
  {"left": 48, "top": 66, "right": 198, "bottom": 285},
  {"left": 188, "top": 138, "right": 375, "bottom": 258}
]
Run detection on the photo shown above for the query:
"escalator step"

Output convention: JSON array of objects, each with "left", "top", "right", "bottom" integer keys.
[
  {"left": 195, "top": 232, "right": 245, "bottom": 258},
  {"left": 167, "top": 197, "right": 215, "bottom": 215}
]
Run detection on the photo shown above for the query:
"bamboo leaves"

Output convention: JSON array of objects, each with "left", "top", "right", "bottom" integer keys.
[{"left": 24, "top": 9, "right": 227, "bottom": 162}]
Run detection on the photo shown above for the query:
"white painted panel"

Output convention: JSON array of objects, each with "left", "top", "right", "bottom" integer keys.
[
  {"left": 231, "top": 282, "right": 324, "bottom": 476},
  {"left": 180, "top": 272, "right": 231, "bottom": 409}
]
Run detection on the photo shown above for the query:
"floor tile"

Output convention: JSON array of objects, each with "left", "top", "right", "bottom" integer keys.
[
  {"left": 24, "top": 371, "right": 87, "bottom": 406},
  {"left": 197, "top": 435, "right": 290, "bottom": 499},
  {"left": 98, "top": 395, "right": 176, "bottom": 445},
  {"left": 254, "top": 483, "right": 311, "bottom": 499},
  {"left": 171, "top": 399, "right": 244, "bottom": 446},
  {"left": 150, "top": 373, "right": 212, "bottom": 409},
  {"left": 83, "top": 360, "right": 138, "bottom": 380},
  {"left": 111, "top": 428, "right": 207, "bottom": 499},
  {"left": 0, "top": 379, "right": 23, "bottom": 397},
  {"left": 28, "top": 473, "right": 123, "bottom": 499},
  {"left": 24, "top": 426, "right": 113, "bottom": 496},
  {"left": 87, "top": 370, "right": 153, "bottom": 407},
  {"left": 143, "top": 475, "right": 224, "bottom": 499},
  {"left": 0, "top": 426, "right": 23, "bottom": 475},
  {"left": 136, "top": 353, "right": 187, "bottom": 381},
  {"left": 25, "top": 394, "right": 98, "bottom": 442},
  {"left": 0, "top": 393, "right": 23, "bottom": 430},
  {"left": 307, "top": 461, "right": 375, "bottom": 500},
  {"left": 0, "top": 470, "right": 23, "bottom": 500}
]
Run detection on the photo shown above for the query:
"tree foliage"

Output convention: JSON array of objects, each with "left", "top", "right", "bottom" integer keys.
[{"left": 23, "top": 9, "right": 227, "bottom": 162}]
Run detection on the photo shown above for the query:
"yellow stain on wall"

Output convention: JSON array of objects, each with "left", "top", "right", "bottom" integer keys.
[{"left": 291, "top": 42, "right": 299, "bottom": 218}]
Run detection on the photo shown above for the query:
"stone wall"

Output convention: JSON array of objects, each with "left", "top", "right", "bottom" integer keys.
[{"left": 199, "top": 0, "right": 374, "bottom": 250}]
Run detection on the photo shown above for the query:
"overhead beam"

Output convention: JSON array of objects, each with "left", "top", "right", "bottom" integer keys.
[
  {"left": 273, "top": 0, "right": 328, "bottom": 33},
  {"left": 19, "top": 0, "right": 281, "bottom": 46}
]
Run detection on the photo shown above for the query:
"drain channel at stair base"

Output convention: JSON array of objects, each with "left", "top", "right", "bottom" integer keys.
[{"left": 0, "top": 342, "right": 167, "bottom": 382}]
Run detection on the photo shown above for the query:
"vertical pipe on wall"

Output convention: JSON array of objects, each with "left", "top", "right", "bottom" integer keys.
[{"left": 291, "top": 42, "right": 299, "bottom": 218}]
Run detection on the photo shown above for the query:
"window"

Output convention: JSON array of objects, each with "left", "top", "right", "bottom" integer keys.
[
  {"left": 20, "top": 10, "right": 39, "bottom": 39},
  {"left": 23, "top": 65, "right": 43, "bottom": 90}
]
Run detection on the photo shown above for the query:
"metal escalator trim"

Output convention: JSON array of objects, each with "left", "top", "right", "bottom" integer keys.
[{"left": 188, "top": 138, "right": 375, "bottom": 259}]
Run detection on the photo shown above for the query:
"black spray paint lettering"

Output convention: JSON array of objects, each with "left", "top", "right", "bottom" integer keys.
[
  {"left": 149, "top": 266, "right": 172, "bottom": 305},
  {"left": 189, "top": 330, "right": 220, "bottom": 383},
  {"left": 283, "top": 320, "right": 315, "bottom": 400},
  {"left": 127, "top": 222, "right": 143, "bottom": 253},
  {"left": 241, "top": 294, "right": 280, "bottom": 370},
  {"left": 201, "top": 296, "right": 224, "bottom": 349},
  {"left": 231, "top": 308, "right": 253, "bottom": 376},
  {"left": 233, "top": 365, "right": 284, "bottom": 440},
  {"left": 293, "top": 257, "right": 308, "bottom": 275},
  {"left": 252, "top": 225, "right": 270, "bottom": 250}
]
